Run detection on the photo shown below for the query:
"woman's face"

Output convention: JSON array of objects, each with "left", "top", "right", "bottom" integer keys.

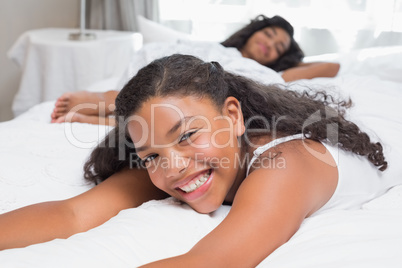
[
  {"left": 240, "top": 26, "right": 291, "bottom": 66},
  {"left": 128, "top": 95, "right": 245, "bottom": 214}
]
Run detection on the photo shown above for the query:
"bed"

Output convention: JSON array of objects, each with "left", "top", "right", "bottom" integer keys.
[{"left": 1, "top": 39, "right": 402, "bottom": 267}]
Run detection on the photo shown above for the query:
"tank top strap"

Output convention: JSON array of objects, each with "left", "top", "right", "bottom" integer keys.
[{"left": 246, "top": 133, "right": 306, "bottom": 176}]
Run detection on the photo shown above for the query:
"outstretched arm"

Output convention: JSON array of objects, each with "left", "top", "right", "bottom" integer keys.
[
  {"left": 0, "top": 168, "right": 167, "bottom": 250},
  {"left": 281, "top": 62, "right": 340, "bottom": 82},
  {"left": 141, "top": 141, "right": 338, "bottom": 267}
]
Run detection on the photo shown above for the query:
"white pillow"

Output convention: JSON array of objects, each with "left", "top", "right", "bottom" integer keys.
[{"left": 137, "top": 15, "right": 190, "bottom": 44}]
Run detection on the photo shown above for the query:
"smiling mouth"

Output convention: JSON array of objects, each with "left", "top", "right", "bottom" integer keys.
[{"left": 178, "top": 169, "right": 212, "bottom": 193}]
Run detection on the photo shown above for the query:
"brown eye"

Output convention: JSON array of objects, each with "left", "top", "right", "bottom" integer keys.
[
  {"left": 179, "top": 130, "right": 197, "bottom": 143},
  {"left": 141, "top": 154, "right": 158, "bottom": 167}
]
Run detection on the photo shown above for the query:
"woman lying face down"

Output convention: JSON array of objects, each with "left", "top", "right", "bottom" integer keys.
[
  {"left": 82, "top": 54, "right": 383, "bottom": 266},
  {"left": 0, "top": 55, "right": 387, "bottom": 267}
]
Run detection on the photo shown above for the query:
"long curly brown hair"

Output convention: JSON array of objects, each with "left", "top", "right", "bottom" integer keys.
[
  {"left": 84, "top": 54, "right": 387, "bottom": 184},
  {"left": 221, "top": 14, "right": 304, "bottom": 72}
]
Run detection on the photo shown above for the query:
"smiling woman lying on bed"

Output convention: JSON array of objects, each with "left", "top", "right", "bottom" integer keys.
[
  {"left": 1, "top": 54, "right": 400, "bottom": 268},
  {"left": 50, "top": 15, "right": 340, "bottom": 125}
]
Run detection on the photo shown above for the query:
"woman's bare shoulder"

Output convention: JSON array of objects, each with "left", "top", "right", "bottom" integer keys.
[
  {"left": 244, "top": 139, "right": 338, "bottom": 215},
  {"left": 183, "top": 140, "right": 338, "bottom": 267}
]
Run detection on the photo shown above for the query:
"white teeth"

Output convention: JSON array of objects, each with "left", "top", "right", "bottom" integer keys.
[{"left": 179, "top": 171, "right": 211, "bottom": 193}]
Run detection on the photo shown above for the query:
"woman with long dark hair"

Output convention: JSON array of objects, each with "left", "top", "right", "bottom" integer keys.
[
  {"left": 2, "top": 55, "right": 398, "bottom": 268},
  {"left": 222, "top": 14, "right": 339, "bottom": 81}
]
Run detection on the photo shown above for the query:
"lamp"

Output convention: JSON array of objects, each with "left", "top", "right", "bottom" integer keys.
[{"left": 69, "top": 0, "right": 96, "bottom": 41}]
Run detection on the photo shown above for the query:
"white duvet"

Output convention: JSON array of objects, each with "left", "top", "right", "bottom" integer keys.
[{"left": 1, "top": 46, "right": 402, "bottom": 267}]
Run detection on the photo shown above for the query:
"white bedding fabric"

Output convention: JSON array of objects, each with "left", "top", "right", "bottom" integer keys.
[
  {"left": 1, "top": 46, "right": 402, "bottom": 267},
  {"left": 114, "top": 39, "right": 285, "bottom": 91}
]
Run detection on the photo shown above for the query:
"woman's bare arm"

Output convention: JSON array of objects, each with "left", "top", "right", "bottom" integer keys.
[
  {"left": 281, "top": 62, "right": 340, "bottom": 82},
  {"left": 141, "top": 141, "right": 338, "bottom": 267},
  {"left": 102, "top": 90, "right": 120, "bottom": 115},
  {"left": 0, "top": 168, "right": 167, "bottom": 250}
]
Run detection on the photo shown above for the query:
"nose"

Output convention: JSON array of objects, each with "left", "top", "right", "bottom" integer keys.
[
  {"left": 264, "top": 37, "right": 274, "bottom": 48},
  {"left": 264, "top": 39, "right": 279, "bottom": 60},
  {"left": 163, "top": 150, "right": 189, "bottom": 178}
]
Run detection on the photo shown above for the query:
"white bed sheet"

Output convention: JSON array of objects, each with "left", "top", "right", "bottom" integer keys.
[{"left": 1, "top": 46, "right": 402, "bottom": 267}]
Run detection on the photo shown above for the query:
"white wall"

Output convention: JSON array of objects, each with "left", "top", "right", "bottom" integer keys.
[{"left": 0, "top": 0, "right": 79, "bottom": 122}]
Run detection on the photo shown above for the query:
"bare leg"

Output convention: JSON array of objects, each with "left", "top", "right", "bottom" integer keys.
[
  {"left": 54, "top": 112, "right": 116, "bottom": 126},
  {"left": 51, "top": 90, "right": 119, "bottom": 122}
]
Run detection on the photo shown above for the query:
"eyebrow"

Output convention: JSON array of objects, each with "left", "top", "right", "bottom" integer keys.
[
  {"left": 167, "top": 116, "right": 194, "bottom": 135},
  {"left": 135, "top": 116, "right": 194, "bottom": 153}
]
